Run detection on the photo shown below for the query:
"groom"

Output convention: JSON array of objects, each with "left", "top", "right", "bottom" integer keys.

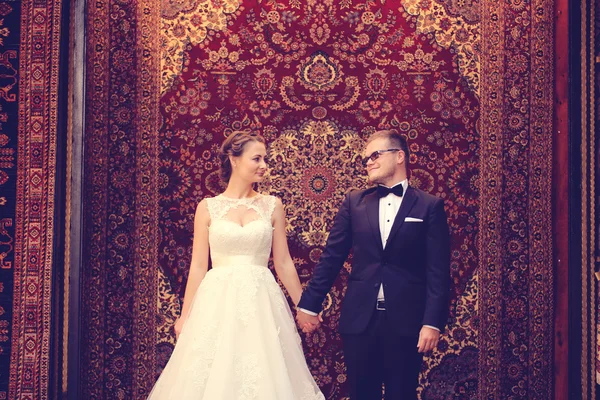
[{"left": 297, "top": 129, "right": 450, "bottom": 400}]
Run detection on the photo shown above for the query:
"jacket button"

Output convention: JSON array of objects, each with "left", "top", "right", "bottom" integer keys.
[{"left": 374, "top": 283, "right": 379, "bottom": 288}]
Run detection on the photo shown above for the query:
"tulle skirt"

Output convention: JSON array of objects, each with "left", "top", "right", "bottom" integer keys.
[{"left": 147, "top": 264, "right": 324, "bottom": 400}]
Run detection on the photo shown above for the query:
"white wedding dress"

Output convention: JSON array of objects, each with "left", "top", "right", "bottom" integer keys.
[{"left": 148, "top": 194, "right": 324, "bottom": 400}]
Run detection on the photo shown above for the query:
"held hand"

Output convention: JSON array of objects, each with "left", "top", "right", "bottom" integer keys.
[
  {"left": 174, "top": 317, "right": 186, "bottom": 340},
  {"left": 417, "top": 326, "right": 440, "bottom": 353},
  {"left": 296, "top": 310, "right": 323, "bottom": 333}
]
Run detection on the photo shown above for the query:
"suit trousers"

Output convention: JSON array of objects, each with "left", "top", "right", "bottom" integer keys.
[{"left": 342, "top": 309, "right": 423, "bottom": 400}]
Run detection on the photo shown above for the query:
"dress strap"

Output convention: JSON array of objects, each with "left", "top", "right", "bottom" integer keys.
[{"left": 264, "top": 195, "right": 277, "bottom": 221}]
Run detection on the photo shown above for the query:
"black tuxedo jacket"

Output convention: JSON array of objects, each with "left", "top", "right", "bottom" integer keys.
[{"left": 298, "top": 186, "right": 451, "bottom": 337}]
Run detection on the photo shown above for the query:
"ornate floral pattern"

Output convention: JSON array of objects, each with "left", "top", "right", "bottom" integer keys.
[
  {"left": 261, "top": 120, "right": 366, "bottom": 247},
  {"left": 82, "top": 0, "right": 554, "bottom": 398},
  {"left": 402, "top": 0, "right": 481, "bottom": 95},
  {"left": 155, "top": 267, "right": 180, "bottom": 373},
  {"left": 83, "top": 0, "right": 161, "bottom": 398},
  {"left": 157, "top": 2, "right": 480, "bottom": 398},
  {"left": 161, "top": 0, "right": 242, "bottom": 92},
  {"left": 0, "top": 2, "right": 17, "bottom": 398},
  {"left": 8, "top": 0, "right": 60, "bottom": 399},
  {"left": 419, "top": 273, "right": 478, "bottom": 398},
  {"left": 478, "top": 0, "right": 554, "bottom": 395}
]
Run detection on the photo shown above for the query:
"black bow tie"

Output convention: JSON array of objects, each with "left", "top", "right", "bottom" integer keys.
[{"left": 377, "top": 185, "right": 404, "bottom": 198}]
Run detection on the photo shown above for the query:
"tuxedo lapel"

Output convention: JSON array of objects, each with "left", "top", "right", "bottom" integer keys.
[
  {"left": 365, "top": 191, "right": 384, "bottom": 252},
  {"left": 386, "top": 186, "right": 417, "bottom": 247}
]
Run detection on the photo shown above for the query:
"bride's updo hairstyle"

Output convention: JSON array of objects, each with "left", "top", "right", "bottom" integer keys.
[{"left": 219, "top": 130, "right": 266, "bottom": 182}]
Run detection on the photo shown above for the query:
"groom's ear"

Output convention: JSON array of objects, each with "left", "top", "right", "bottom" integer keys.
[{"left": 397, "top": 150, "right": 406, "bottom": 165}]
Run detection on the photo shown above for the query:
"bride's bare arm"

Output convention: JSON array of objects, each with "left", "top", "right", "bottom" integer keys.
[
  {"left": 176, "top": 200, "right": 210, "bottom": 334},
  {"left": 271, "top": 198, "right": 303, "bottom": 306}
]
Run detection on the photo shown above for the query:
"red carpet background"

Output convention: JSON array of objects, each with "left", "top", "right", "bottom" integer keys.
[
  {"left": 2, "top": 0, "right": 63, "bottom": 399},
  {"left": 82, "top": 0, "right": 553, "bottom": 399},
  {"left": 0, "top": 1, "right": 19, "bottom": 398}
]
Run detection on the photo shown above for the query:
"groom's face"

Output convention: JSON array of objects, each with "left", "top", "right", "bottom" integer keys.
[{"left": 364, "top": 137, "right": 400, "bottom": 185}]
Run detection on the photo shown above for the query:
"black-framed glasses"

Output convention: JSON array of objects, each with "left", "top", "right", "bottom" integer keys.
[{"left": 362, "top": 148, "right": 400, "bottom": 167}]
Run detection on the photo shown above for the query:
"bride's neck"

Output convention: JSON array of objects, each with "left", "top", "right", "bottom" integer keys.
[{"left": 222, "top": 178, "right": 256, "bottom": 199}]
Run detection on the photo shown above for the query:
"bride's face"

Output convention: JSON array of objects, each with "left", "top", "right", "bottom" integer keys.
[{"left": 231, "top": 141, "right": 268, "bottom": 183}]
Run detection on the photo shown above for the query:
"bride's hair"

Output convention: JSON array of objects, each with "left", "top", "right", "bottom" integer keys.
[{"left": 219, "top": 130, "right": 266, "bottom": 182}]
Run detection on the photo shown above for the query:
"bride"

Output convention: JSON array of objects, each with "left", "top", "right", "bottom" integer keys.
[{"left": 148, "top": 131, "right": 324, "bottom": 399}]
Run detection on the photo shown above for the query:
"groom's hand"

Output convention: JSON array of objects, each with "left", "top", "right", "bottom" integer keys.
[
  {"left": 417, "top": 326, "right": 440, "bottom": 353},
  {"left": 296, "top": 310, "right": 323, "bottom": 333}
]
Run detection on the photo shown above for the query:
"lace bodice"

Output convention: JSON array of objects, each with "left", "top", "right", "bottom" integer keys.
[{"left": 206, "top": 194, "right": 277, "bottom": 268}]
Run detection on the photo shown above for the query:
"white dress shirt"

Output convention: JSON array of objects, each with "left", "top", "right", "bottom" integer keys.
[{"left": 377, "top": 180, "right": 408, "bottom": 301}]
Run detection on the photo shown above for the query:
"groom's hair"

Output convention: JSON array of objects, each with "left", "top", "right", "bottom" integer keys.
[{"left": 367, "top": 129, "right": 410, "bottom": 165}]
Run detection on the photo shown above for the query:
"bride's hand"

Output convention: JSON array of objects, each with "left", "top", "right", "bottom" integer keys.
[{"left": 174, "top": 317, "right": 186, "bottom": 340}]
